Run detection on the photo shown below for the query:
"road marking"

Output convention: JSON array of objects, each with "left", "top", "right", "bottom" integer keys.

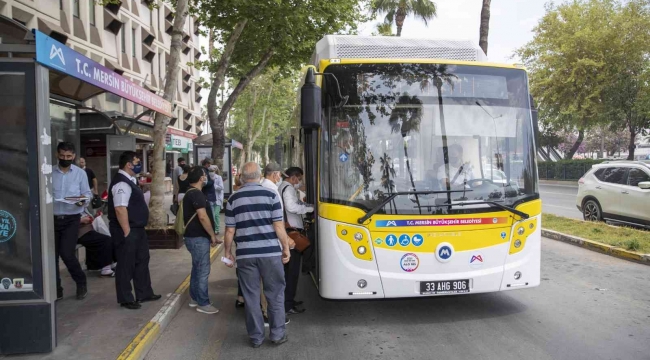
[
  {"left": 543, "top": 204, "right": 577, "bottom": 211},
  {"left": 539, "top": 184, "right": 579, "bottom": 188}
]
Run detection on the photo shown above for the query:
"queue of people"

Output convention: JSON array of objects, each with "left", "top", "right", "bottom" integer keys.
[{"left": 53, "top": 142, "right": 160, "bottom": 310}]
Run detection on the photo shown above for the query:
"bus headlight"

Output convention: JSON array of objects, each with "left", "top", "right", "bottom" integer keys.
[
  {"left": 517, "top": 227, "right": 525, "bottom": 236},
  {"left": 357, "top": 246, "right": 367, "bottom": 255},
  {"left": 341, "top": 229, "right": 348, "bottom": 235},
  {"left": 354, "top": 232, "right": 363, "bottom": 241},
  {"left": 514, "top": 271, "right": 522, "bottom": 280},
  {"left": 514, "top": 239, "right": 522, "bottom": 248},
  {"left": 357, "top": 279, "right": 367, "bottom": 288}
]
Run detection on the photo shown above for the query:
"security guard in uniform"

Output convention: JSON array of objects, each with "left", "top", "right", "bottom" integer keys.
[{"left": 108, "top": 151, "right": 161, "bottom": 309}]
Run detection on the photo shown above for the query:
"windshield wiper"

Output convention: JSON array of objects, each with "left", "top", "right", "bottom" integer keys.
[
  {"left": 357, "top": 190, "right": 472, "bottom": 224},
  {"left": 418, "top": 200, "right": 529, "bottom": 219}
]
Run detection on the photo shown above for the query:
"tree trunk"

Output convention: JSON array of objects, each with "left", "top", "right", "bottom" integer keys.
[
  {"left": 263, "top": 120, "right": 273, "bottom": 164},
  {"left": 212, "top": 48, "right": 274, "bottom": 171},
  {"left": 148, "top": 0, "right": 189, "bottom": 229},
  {"left": 207, "top": 20, "right": 248, "bottom": 169},
  {"left": 395, "top": 7, "right": 406, "bottom": 36},
  {"left": 627, "top": 126, "right": 636, "bottom": 160},
  {"left": 564, "top": 129, "right": 585, "bottom": 160},
  {"left": 479, "top": 0, "right": 491, "bottom": 55}
]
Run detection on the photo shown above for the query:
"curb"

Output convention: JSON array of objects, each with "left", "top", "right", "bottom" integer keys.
[
  {"left": 116, "top": 244, "right": 223, "bottom": 360},
  {"left": 542, "top": 229, "right": 650, "bottom": 266}
]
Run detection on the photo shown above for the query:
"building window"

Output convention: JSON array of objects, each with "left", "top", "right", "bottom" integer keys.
[
  {"left": 89, "top": 0, "right": 95, "bottom": 25},
  {"left": 73, "top": 0, "right": 80, "bottom": 18},
  {"left": 132, "top": 28, "right": 136, "bottom": 57},
  {"left": 121, "top": 28, "right": 126, "bottom": 53}
]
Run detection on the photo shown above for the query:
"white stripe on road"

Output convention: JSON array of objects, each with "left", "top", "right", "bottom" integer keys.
[
  {"left": 543, "top": 204, "right": 577, "bottom": 211},
  {"left": 541, "top": 191, "right": 576, "bottom": 196}
]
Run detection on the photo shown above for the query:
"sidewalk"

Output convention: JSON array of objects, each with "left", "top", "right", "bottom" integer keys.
[{"left": 10, "top": 193, "right": 222, "bottom": 360}]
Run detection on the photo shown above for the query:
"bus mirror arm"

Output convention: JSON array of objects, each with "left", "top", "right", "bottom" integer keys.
[
  {"left": 357, "top": 190, "right": 471, "bottom": 224},
  {"left": 315, "top": 72, "right": 348, "bottom": 108}
]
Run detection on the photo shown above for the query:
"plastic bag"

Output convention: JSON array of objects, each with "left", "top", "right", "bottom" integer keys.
[{"left": 92, "top": 216, "right": 111, "bottom": 236}]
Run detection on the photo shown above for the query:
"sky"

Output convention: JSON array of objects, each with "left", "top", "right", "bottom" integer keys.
[{"left": 358, "top": 0, "right": 549, "bottom": 63}]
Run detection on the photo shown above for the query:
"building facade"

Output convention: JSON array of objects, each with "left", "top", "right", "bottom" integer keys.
[{"left": 1, "top": 0, "right": 204, "bottom": 192}]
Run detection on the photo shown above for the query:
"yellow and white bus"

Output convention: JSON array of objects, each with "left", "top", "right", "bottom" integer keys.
[{"left": 291, "top": 36, "right": 541, "bottom": 299}]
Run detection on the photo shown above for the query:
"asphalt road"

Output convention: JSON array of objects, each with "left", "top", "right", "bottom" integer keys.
[
  {"left": 147, "top": 239, "right": 650, "bottom": 360},
  {"left": 539, "top": 183, "right": 582, "bottom": 220}
]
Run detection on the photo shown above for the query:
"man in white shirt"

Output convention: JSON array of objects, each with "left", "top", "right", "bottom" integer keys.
[
  {"left": 108, "top": 151, "right": 160, "bottom": 310},
  {"left": 437, "top": 144, "right": 474, "bottom": 188},
  {"left": 172, "top": 157, "right": 186, "bottom": 205},
  {"left": 278, "top": 167, "right": 312, "bottom": 316}
]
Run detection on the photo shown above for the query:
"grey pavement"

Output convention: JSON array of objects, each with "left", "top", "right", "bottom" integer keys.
[
  {"left": 539, "top": 183, "right": 582, "bottom": 220},
  {"left": 146, "top": 238, "right": 650, "bottom": 360}
]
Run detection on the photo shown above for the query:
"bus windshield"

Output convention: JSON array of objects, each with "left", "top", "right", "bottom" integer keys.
[{"left": 319, "top": 63, "right": 539, "bottom": 215}]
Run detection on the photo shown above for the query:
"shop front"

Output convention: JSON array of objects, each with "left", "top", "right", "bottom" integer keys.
[
  {"left": 0, "top": 23, "right": 172, "bottom": 354},
  {"left": 165, "top": 127, "right": 196, "bottom": 173}
]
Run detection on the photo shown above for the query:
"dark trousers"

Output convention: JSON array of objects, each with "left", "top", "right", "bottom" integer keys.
[
  {"left": 284, "top": 249, "right": 301, "bottom": 312},
  {"left": 110, "top": 226, "right": 154, "bottom": 303},
  {"left": 78, "top": 231, "right": 114, "bottom": 270},
  {"left": 54, "top": 214, "right": 86, "bottom": 290}
]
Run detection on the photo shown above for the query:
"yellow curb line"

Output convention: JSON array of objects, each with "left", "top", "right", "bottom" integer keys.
[
  {"left": 542, "top": 229, "right": 650, "bottom": 266},
  {"left": 116, "top": 244, "right": 223, "bottom": 360}
]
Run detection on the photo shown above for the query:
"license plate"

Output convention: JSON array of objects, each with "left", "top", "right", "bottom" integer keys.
[{"left": 420, "top": 279, "right": 470, "bottom": 295}]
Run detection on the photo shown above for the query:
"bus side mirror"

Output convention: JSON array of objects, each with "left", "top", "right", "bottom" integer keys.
[{"left": 301, "top": 68, "right": 321, "bottom": 129}]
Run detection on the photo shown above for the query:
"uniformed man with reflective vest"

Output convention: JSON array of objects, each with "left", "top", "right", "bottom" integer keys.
[{"left": 108, "top": 151, "right": 161, "bottom": 310}]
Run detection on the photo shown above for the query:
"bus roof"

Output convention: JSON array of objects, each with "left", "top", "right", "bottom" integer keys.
[{"left": 311, "top": 35, "right": 488, "bottom": 66}]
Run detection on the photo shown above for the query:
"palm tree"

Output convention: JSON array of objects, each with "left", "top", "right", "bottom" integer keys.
[
  {"left": 370, "top": 0, "right": 437, "bottom": 37},
  {"left": 373, "top": 22, "right": 394, "bottom": 36},
  {"left": 479, "top": 0, "right": 491, "bottom": 55}
]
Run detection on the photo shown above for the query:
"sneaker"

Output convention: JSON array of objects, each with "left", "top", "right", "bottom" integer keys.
[
  {"left": 56, "top": 288, "right": 63, "bottom": 300},
  {"left": 271, "top": 334, "right": 289, "bottom": 345},
  {"left": 196, "top": 304, "right": 219, "bottom": 314},
  {"left": 100, "top": 270, "right": 115, "bottom": 277},
  {"left": 189, "top": 299, "right": 198, "bottom": 308},
  {"left": 76, "top": 285, "right": 88, "bottom": 300}
]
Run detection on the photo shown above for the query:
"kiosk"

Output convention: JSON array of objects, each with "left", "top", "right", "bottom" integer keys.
[{"left": 0, "top": 24, "right": 172, "bottom": 354}]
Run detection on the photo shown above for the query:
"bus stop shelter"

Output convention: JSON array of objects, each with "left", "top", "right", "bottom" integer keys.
[{"left": 0, "top": 23, "right": 172, "bottom": 355}]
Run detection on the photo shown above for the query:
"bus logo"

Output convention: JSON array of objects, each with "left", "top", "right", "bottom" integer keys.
[
  {"left": 469, "top": 254, "right": 484, "bottom": 268},
  {"left": 436, "top": 243, "right": 454, "bottom": 263},
  {"left": 386, "top": 221, "right": 397, "bottom": 227}
]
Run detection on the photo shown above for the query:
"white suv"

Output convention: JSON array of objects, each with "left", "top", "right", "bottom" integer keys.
[{"left": 576, "top": 161, "right": 650, "bottom": 228}]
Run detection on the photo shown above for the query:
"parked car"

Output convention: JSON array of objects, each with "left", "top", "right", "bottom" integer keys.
[{"left": 576, "top": 161, "right": 650, "bottom": 228}]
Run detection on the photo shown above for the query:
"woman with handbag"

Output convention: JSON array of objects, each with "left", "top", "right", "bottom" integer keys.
[{"left": 278, "top": 167, "right": 313, "bottom": 316}]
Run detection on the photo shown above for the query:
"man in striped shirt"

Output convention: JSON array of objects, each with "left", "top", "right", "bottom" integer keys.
[{"left": 223, "top": 162, "right": 291, "bottom": 348}]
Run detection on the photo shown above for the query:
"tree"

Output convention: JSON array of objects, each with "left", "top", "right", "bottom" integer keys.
[
  {"left": 600, "top": 0, "right": 650, "bottom": 160},
  {"left": 370, "top": 0, "right": 437, "bottom": 37},
  {"left": 372, "top": 22, "right": 394, "bottom": 36},
  {"left": 195, "top": 0, "right": 367, "bottom": 171},
  {"left": 516, "top": 0, "right": 616, "bottom": 159},
  {"left": 226, "top": 69, "right": 297, "bottom": 168},
  {"left": 148, "top": 0, "right": 190, "bottom": 229},
  {"left": 479, "top": 0, "right": 491, "bottom": 55}
]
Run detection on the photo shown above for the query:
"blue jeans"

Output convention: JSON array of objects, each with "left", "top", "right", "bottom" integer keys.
[{"left": 185, "top": 237, "right": 211, "bottom": 306}]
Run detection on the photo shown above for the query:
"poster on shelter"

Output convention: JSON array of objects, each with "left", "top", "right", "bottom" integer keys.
[{"left": 0, "top": 73, "right": 34, "bottom": 291}]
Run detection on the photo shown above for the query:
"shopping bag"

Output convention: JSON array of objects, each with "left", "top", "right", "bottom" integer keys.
[{"left": 92, "top": 216, "right": 111, "bottom": 236}]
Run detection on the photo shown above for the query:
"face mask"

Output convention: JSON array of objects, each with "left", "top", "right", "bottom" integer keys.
[
  {"left": 203, "top": 177, "right": 208, "bottom": 186},
  {"left": 294, "top": 181, "right": 302, "bottom": 189},
  {"left": 132, "top": 162, "right": 142, "bottom": 174},
  {"left": 59, "top": 159, "right": 73, "bottom": 168}
]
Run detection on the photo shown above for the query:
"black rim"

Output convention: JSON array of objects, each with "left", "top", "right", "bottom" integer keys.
[{"left": 584, "top": 201, "right": 600, "bottom": 221}]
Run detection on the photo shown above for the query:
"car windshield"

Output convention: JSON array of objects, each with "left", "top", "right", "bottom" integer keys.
[{"left": 319, "top": 63, "right": 539, "bottom": 215}]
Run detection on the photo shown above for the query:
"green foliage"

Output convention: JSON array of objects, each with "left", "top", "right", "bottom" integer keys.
[
  {"left": 195, "top": 0, "right": 368, "bottom": 78},
  {"left": 518, "top": 0, "right": 650, "bottom": 159},
  {"left": 370, "top": 0, "right": 437, "bottom": 36},
  {"left": 372, "top": 22, "right": 394, "bottom": 36},
  {"left": 537, "top": 159, "right": 605, "bottom": 180},
  {"left": 226, "top": 68, "right": 298, "bottom": 161}
]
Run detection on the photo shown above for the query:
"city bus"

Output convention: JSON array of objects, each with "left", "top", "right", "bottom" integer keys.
[{"left": 291, "top": 36, "right": 541, "bottom": 299}]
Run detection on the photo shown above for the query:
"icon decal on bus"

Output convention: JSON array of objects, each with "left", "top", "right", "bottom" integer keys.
[
  {"left": 436, "top": 243, "right": 454, "bottom": 263},
  {"left": 385, "top": 235, "right": 397, "bottom": 247},
  {"left": 469, "top": 254, "right": 484, "bottom": 268},
  {"left": 400, "top": 253, "right": 419, "bottom": 272},
  {"left": 398, "top": 234, "right": 411, "bottom": 247},
  {"left": 412, "top": 234, "right": 424, "bottom": 246}
]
